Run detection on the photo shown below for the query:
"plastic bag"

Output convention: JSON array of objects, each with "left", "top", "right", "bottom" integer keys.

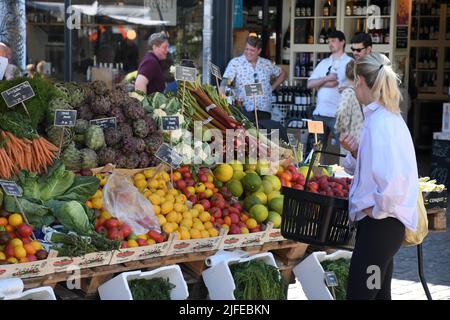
[
  {"left": 403, "top": 191, "right": 429, "bottom": 247},
  {"left": 102, "top": 173, "right": 161, "bottom": 235}
]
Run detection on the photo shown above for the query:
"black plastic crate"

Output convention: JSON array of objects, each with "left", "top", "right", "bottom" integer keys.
[{"left": 281, "top": 187, "right": 357, "bottom": 250}]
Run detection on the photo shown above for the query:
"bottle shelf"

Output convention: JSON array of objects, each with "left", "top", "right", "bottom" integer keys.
[{"left": 343, "top": 15, "right": 391, "bottom": 19}]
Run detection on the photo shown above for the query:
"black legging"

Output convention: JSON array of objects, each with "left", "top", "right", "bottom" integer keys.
[{"left": 346, "top": 216, "right": 405, "bottom": 300}]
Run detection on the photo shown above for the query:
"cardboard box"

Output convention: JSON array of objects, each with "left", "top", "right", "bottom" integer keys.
[
  {"left": 91, "top": 67, "right": 114, "bottom": 89},
  {"left": 221, "top": 229, "right": 267, "bottom": 250},
  {"left": 50, "top": 251, "right": 113, "bottom": 273},
  {"left": 0, "top": 259, "right": 51, "bottom": 280},
  {"left": 109, "top": 241, "right": 171, "bottom": 265}
]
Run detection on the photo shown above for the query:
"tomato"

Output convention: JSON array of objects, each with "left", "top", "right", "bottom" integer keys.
[{"left": 147, "top": 230, "right": 165, "bottom": 243}]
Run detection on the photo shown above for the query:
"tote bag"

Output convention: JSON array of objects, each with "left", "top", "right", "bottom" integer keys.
[{"left": 403, "top": 192, "right": 429, "bottom": 246}]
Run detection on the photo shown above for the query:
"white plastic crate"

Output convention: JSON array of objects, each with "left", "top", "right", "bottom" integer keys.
[
  {"left": 202, "top": 252, "right": 279, "bottom": 300},
  {"left": 0, "top": 278, "right": 56, "bottom": 300},
  {"left": 293, "top": 250, "right": 352, "bottom": 300},
  {"left": 98, "top": 264, "right": 189, "bottom": 300}
]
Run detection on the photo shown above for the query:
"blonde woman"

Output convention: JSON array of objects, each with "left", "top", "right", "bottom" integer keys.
[{"left": 341, "top": 53, "right": 418, "bottom": 300}]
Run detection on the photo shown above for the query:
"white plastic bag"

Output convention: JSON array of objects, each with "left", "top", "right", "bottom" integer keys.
[{"left": 102, "top": 173, "right": 161, "bottom": 235}]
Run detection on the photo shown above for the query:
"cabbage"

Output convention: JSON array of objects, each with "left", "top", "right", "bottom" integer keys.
[
  {"left": 152, "top": 92, "right": 168, "bottom": 109},
  {"left": 40, "top": 162, "right": 75, "bottom": 202},
  {"left": 85, "top": 125, "right": 105, "bottom": 151},
  {"left": 55, "top": 201, "right": 93, "bottom": 235}
]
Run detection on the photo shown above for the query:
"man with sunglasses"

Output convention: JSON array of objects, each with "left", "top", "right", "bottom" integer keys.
[
  {"left": 350, "top": 32, "right": 373, "bottom": 60},
  {"left": 221, "top": 35, "right": 287, "bottom": 124},
  {"left": 307, "top": 30, "right": 352, "bottom": 151}
]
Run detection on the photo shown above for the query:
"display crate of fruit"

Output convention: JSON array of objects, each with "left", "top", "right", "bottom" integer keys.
[
  {"left": 220, "top": 224, "right": 270, "bottom": 250},
  {"left": 0, "top": 257, "right": 52, "bottom": 279},
  {"left": 50, "top": 250, "right": 114, "bottom": 273},
  {"left": 167, "top": 229, "right": 226, "bottom": 255},
  {"left": 264, "top": 226, "right": 286, "bottom": 243},
  {"left": 109, "top": 235, "right": 173, "bottom": 265}
]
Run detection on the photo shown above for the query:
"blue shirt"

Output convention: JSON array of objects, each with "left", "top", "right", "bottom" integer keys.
[
  {"left": 223, "top": 55, "right": 281, "bottom": 113},
  {"left": 344, "top": 101, "right": 419, "bottom": 231}
]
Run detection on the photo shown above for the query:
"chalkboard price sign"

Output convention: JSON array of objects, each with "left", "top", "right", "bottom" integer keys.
[
  {"left": 244, "top": 83, "right": 263, "bottom": 97},
  {"left": 0, "top": 180, "right": 23, "bottom": 197},
  {"left": 175, "top": 66, "right": 197, "bottom": 82},
  {"left": 155, "top": 143, "right": 183, "bottom": 168},
  {"left": 430, "top": 139, "right": 450, "bottom": 187},
  {"left": 209, "top": 62, "right": 222, "bottom": 79},
  {"left": 1, "top": 81, "right": 35, "bottom": 108},
  {"left": 162, "top": 116, "right": 180, "bottom": 131},
  {"left": 287, "top": 133, "right": 298, "bottom": 147},
  {"left": 90, "top": 117, "right": 117, "bottom": 130},
  {"left": 54, "top": 110, "right": 77, "bottom": 127}
]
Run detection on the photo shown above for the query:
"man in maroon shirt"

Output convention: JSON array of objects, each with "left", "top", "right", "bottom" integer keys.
[{"left": 135, "top": 33, "right": 170, "bottom": 94}]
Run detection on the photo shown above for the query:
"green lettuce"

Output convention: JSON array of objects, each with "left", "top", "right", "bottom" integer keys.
[
  {"left": 55, "top": 176, "right": 99, "bottom": 202},
  {"left": 39, "top": 162, "right": 75, "bottom": 202},
  {"left": 54, "top": 201, "right": 93, "bottom": 235}
]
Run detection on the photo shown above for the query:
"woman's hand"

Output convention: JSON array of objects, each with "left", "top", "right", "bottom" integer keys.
[
  {"left": 363, "top": 207, "right": 374, "bottom": 218},
  {"left": 340, "top": 132, "right": 359, "bottom": 158}
]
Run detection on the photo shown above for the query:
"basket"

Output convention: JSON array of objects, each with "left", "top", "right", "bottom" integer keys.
[{"left": 280, "top": 150, "right": 357, "bottom": 250}]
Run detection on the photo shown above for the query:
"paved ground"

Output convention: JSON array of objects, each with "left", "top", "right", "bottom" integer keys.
[{"left": 392, "top": 203, "right": 450, "bottom": 300}]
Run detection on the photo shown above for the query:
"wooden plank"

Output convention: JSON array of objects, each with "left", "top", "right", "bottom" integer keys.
[
  {"left": 81, "top": 274, "right": 114, "bottom": 295},
  {"left": 428, "top": 209, "right": 447, "bottom": 231},
  {"left": 181, "top": 261, "right": 207, "bottom": 279}
]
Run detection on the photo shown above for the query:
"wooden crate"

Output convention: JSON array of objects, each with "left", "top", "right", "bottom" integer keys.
[{"left": 427, "top": 208, "right": 447, "bottom": 231}]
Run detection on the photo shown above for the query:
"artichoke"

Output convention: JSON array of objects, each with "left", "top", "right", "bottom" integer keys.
[
  {"left": 97, "top": 147, "right": 117, "bottom": 166},
  {"left": 133, "top": 119, "right": 150, "bottom": 138},
  {"left": 118, "top": 123, "right": 133, "bottom": 139},
  {"left": 135, "top": 138, "right": 146, "bottom": 153},
  {"left": 104, "top": 127, "right": 122, "bottom": 146},
  {"left": 85, "top": 125, "right": 105, "bottom": 151},
  {"left": 61, "top": 142, "right": 82, "bottom": 171},
  {"left": 91, "top": 96, "right": 111, "bottom": 116},
  {"left": 46, "top": 126, "right": 74, "bottom": 149},
  {"left": 123, "top": 102, "right": 145, "bottom": 121},
  {"left": 77, "top": 104, "right": 94, "bottom": 121},
  {"left": 74, "top": 119, "right": 89, "bottom": 134},
  {"left": 138, "top": 152, "right": 151, "bottom": 168},
  {"left": 125, "top": 153, "right": 140, "bottom": 169},
  {"left": 91, "top": 80, "right": 108, "bottom": 96},
  {"left": 109, "top": 107, "right": 126, "bottom": 124},
  {"left": 122, "top": 136, "right": 138, "bottom": 154},
  {"left": 144, "top": 134, "right": 164, "bottom": 155},
  {"left": 80, "top": 148, "right": 98, "bottom": 169},
  {"left": 115, "top": 153, "right": 128, "bottom": 168}
]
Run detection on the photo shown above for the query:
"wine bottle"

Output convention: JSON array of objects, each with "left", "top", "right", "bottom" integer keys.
[
  {"left": 306, "top": 20, "right": 314, "bottom": 44},
  {"left": 346, "top": 1, "right": 353, "bottom": 16},
  {"left": 295, "top": 54, "right": 301, "bottom": 78},
  {"left": 323, "top": 0, "right": 331, "bottom": 16},
  {"left": 319, "top": 20, "right": 327, "bottom": 44},
  {"left": 282, "top": 24, "right": 291, "bottom": 65},
  {"left": 295, "top": 0, "right": 301, "bottom": 17},
  {"left": 306, "top": 0, "right": 313, "bottom": 17}
]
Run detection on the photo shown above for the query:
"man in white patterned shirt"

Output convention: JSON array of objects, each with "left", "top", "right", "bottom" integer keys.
[{"left": 221, "top": 36, "right": 287, "bottom": 124}]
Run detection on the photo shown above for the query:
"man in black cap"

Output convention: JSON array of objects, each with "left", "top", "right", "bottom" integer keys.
[{"left": 307, "top": 30, "right": 352, "bottom": 150}]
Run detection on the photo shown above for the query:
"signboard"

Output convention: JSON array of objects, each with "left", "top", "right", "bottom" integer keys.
[
  {"left": 1, "top": 81, "right": 35, "bottom": 108},
  {"left": 0, "top": 180, "right": 22, "bottom": 197},
  {"left": 90, "top": 117, "right": 117, "bottom": 130},
  {"left": 287, "top": 133, "right": 298, "bottom": 147},
  {"left": 54, "top": 110, "right": 77, "bottom": 127},
  {"left": 244, "top": 83, "right": 263, "bottom": 97},
  {"left": 155, "top": 143, "right": 183, "bottom": 168},
  {"left": 324, "top": 272, "right": 338, "bottom": 287},
  {"left": 307, "top": 121, "right": 325, "bottom": 134},
  {"left": 162, "top": 116, "right": 180, "bottom": 131},
  {"left": 175, "top": 66, "right": 197, "bottom": 82},
  {"left": 209, "top": 62, "right": 222, "bottom": 79},
  {"left": 430, "top": 139, "right": 450, "bottom": 188}
]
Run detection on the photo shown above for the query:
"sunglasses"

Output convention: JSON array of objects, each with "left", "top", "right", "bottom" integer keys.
[
  {"left": 254, "top": 73, "right": 259, "bottom": 83},
  {"left": 351, "top": 46, "right": 366, "bottom": 53}
]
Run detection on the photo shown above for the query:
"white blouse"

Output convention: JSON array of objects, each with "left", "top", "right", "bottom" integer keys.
[{"left": 344, "top": 101, "right": 419, "bottom": 231}]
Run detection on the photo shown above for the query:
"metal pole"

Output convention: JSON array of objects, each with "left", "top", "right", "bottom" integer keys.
[
  {"left": 417, "top": 244, "right": 433, "bottom": 300},
  {"left": 203, "top": 0, "right": 213, "bottom": 84},
  {"left": 64, "top": 0, "right": 73, "bottom": 82},
  {"left": 0, "top": 0, "right": 26, "bottom": 71}
]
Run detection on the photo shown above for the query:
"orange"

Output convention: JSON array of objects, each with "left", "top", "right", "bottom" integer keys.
[
  {"left": 14, "top": 246, "right": 27, "bottom": 259},
  {"left": 24, "top": 243, "right": 36, "bottom": 255},
  {"left": 8, "top": 213, "right": 23, "bottom": 227},
  {"left": 204, "top": 182, "right": 215, "bottom": 190},
  {"left": 240, "top": 213, "right": 249, "bottom": 222},
  {"left": 0, "top": 217, "right": 8, "bottom": 226},
  {"left": 5, "top": 225, "right": 14, "bottom": 232},
  {"left": 19, "top": 257, "right": 29, "bottom": 263},
  {"left": 30, "top": 241, "right": 43, "bottom": 251},
  {"left": 223, "top": 216, "right": 232, "bottom": 226},
  {"left": 86, "top": 200, "right": 93, "bottom": 209}
]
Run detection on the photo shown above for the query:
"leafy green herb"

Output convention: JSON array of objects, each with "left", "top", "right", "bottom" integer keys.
[
  {"left": 50, "top": 231, "right": 120, "bottom": 257},
  {"left": 230, "top": 259, "right": 287, "bottom": 300},
  {"left": 129, "top": 278, "right": 175, "bottom": 300},
  {"left": 0, "top": 112, "right": 37, "bottom": 139},
  {"left": 321, "top": 258, "right": 351, "bottom": 300}
]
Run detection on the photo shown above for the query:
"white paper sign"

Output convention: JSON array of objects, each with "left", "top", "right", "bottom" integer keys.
[{"left": 0, "top": 56, "right": 8, "bottom": 80}]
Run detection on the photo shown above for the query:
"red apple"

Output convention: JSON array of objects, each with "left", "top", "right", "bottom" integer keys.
[
  {"left": 222, "top": 208, "right": 230, "bottom": 216},
  {"left": 188, "top": 195, "right": 198, "bottom": 204},
  {"left": 198, "top": 174, "right": 208, "bottom": 183},
  {"left": 17, "top": 224, "right": 33, "bottom": 238},
  {"left": 26, "top": 254, "right": 37, "bottom": 262},
  {"left": 176, "top": 179, "right": 186, "bottom": 189},
  {"left": 104, "top": 219, "right": 119, "bottom": 230},
  {"left": 200, "top": 199, "right": 211, "bottom": 211},
  {"left": 249, "top": 226, "right": 261, "bottom": 233},
  {"left": 120, "top": 224, "right": 132, "bottom": 238},
  {"left": 5, "top": 244, "right": 14, "bottom": 258},
  {"left": 215, "top": 218, "right": 224, "bottom": 225},
  {"left": 21, "top": 237, "right": 31, "bottom": 245},
  {"left": 228, "top": 206, "right": 240, "bottom": 215},
  {"left": 183, "top": 171, "right": 192, "bottom": 179},
  {"left": 137, "top": 238, "right": 147, "bottom": 247},
  {"left": 198, "top": 192, "right": 207, "bottom": 200},
  {"left": 213, "top": 199, "right": 226, "bottom": 209},
  {"left": 238, "top": 222, "right": 247, "bottom": 228},
  {"left": 229, "top": 224, "right": 241, "bottom": 235},
  {"left": 107, "top": 227, "right": 120, "bottom": 240},
  {"left": 229, "top": 213, "right": 240, "bottom": 224},
  {"left": 231, "top": 202, "right": 243, "bottom": 212},
  {"left": 95, "top": 218, "right": 106, "bottom": 230},
  {"left": 210, "top": 207, "right": 222, "bottom": 219}
]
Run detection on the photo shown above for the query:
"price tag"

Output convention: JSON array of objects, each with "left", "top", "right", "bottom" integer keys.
[
  {"left": 209, "top": 62, "right": 222, "bottom": 79},
  {"left": 287, "top": 133, "right": 298, "bottom": 147},
  {"left": 155, "top": 143, "right": 183, "bottom": 168},
  {"left": 244, "top": 83, "right": 264, "bottom": 97},
  {"left": 307, "top": 121, "right": 324, "bottom": 134},
  {"left": 175, "top": 66, "right": 197, "bottom": 82},
  {"left": 54, "top": 110, "right": 77, "bottom": 127},
  {"left": 90, "top": 117, "right": 117, "bottom": 130},
  {"left": 1, "top": 81, "right": 35, "bottom": 108},
  {"left": 0, "top": 180, "right": 23, "bottom": 197},
  {"left": 162, "top": 116, "right": 180, "bottom": 131},
  {"left": 324, "top": 272, "right": 339, "bottom": 287}
]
